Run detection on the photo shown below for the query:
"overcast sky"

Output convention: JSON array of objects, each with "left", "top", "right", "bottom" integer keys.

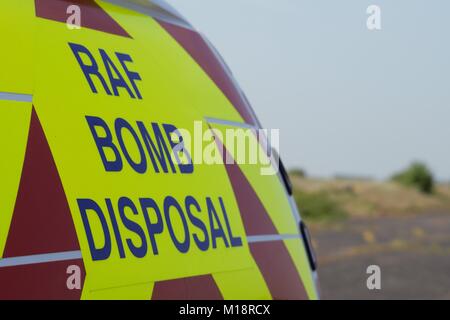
[{"left": 167, "top": 0, "right": 450, "bottom": 180}]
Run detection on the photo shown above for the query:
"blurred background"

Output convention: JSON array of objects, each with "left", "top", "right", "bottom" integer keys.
[{"left": 168, "top": 0, "right": 450, "bottom": 299}]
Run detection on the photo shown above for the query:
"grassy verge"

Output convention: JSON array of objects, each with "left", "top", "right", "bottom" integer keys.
[
  {"left": 294, "top": 190, "right": 347, "bottom": 222},
  {"left": 291, "top": 176, "right": 450, "bottom": 224}
]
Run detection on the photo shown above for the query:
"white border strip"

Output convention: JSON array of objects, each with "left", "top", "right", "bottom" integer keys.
[
  {"left": 288, "top": 195, "right": 302, "bottom": 225},
  {"left": 205, "top": 117, "right": 256, "bottom": 130},
  {"left": 0, "top": 250, "right": 82, "bottom": 268},
  {"left": 0, "top": 92, "right": 32, "bottom": 103},
  {"left": 102, "top": 0, "right": 193, "bottom": 30},
  {"left": 0, "top": 235, "right": 301, "bottom": 267},
  {"left": 247, "top": 234, "right": 300, "bottom": 244},
  {"left": 0, "top": 234, "right": 301, "bottom": 267}
]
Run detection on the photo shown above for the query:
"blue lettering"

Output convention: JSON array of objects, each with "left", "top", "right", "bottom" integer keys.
[
  {"left": 140, "top": 198, "right": 164, "bottom": 255},
  {"left": 105, "top": 198, "right": 126, "bottom": 258},
  {"left": 137, "top": 121, "right": 176, "bottom": 174},
  {"left": 69, "top": 43, "right": 112, "bottom": 95},
  {"left": 99, "top": 49, "right": 136, "bottom": 99},
  {"left": 115, "top": 118, "right": 147, "bottom": 174},
  {"left": 77, "top": 198, "right": 112, "bottom": 261},
  {"left": 185, "top": 196, "right": 209, "bottom": 251},
  {"left": 218, "top": 197, "right": 242, "bottom": 247},
  {"left": 206, "top": 197, "right": 229, "bottom": 249},
  {"left": 86, "top": 116, "right": 123, "bottom": 172},
  {"left": 164, "top": 196, "right": 190, "bottom": 253},
  {"left": 116, "top": 52, "right": 143, "bottom": 99},
  {"left": 118, "top": 197, "right": 148, "bottom": 258},
  {"left": 163, "top": 123, "right": 194, "bottom": 174},
  {"left": 69, "top": 43, "right": 142, "bottom": 99}
]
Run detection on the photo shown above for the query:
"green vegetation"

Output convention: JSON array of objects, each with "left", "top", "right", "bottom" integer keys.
[
  {"left": 391, "top": 162, "right": 435, "bottom": 194},
  {"left": 293, "top": 190, "right": 347, "bottom": 222},
  {"left": 289, "top": 168, "right": 306, "bottom": 178},
  {"left": 289, "top": 162, "right": 449, "bottom": 225}
]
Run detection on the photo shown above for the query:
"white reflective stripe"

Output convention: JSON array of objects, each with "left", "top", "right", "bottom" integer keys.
[
  {"left": 150, "top": 0, "right": 187, "bottom": 22},
  {"left": 205, "top": 116, "right": 298, "bottom": 224},
  {"left": 102, "top": 0, "right": 193, "bottom": 30},
  {"left": 288, "top": 194, "right": 302, "bottom": 225},
  {"left": 312, "top": 271, "right": 321, "bottom": 299},
  {"left": 246, "top": 234, "right": 300, "bottom": 243},
  {"left": 202, "top": 35, "right": 263, "bottom": 128},
  {"left": 0, "top": 236, "right": 302, "bottom": 267},
  {"left": 205, "top": 117, "right": 256, "bottom": 130},
  {"left": 0, "top": 250, "right": 82, "bottom": 268},
  {"left": 0, "top": 92, "right": 32, "bottom": 103}
]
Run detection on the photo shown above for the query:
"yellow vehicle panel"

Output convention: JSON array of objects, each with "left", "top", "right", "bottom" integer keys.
[{"left": 0, "top": 0, "right": 318, "bottom": 300}]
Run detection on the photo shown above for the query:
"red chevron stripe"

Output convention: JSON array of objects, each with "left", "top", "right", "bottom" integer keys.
[
  {"left": 0, "top": 259, "right": 85, "bottom": 300},
  {"left": 212, "top": 132, "right": 308, "bottom": 299},
  {"left": 157, "top": 20, "right": 258, "bottom": 125},
  {"left": 3, "top": 108, "right": 80, "bottom": 257},
  {"left": 250, "top": 242, "right": 308, "bottom": 300},
  {"left": 152, "top": 274, "right": 223, "bottom": 300},
  {"left": 35, "top": 0, "right": 131, "bottom": 38},
  {"left": 212, "top": 131, "right": 277, "bottom": 235}
]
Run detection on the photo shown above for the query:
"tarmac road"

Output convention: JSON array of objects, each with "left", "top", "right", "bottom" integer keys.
[{"left": 311, "top": 212, "right": 450, "bottom": 299}]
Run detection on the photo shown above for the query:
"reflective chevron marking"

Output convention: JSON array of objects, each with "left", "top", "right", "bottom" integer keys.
[
  {"left": 247, "top": 234, "right": 301, "bottom": 243},
  {"left": 102, "top": 0, "right": 192, "bottom": 29},
  {"left": 0, "top": 92, "right": 32, "bottom": 102},
  {"left": 0, "top": 234, "right": 300, "bottom": 268},
  {"left": 204, "top": 117, "right": 256, "bottom": 130},
  {"left": 0, "top": 250, "right": 82, "bottom": 268}
]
